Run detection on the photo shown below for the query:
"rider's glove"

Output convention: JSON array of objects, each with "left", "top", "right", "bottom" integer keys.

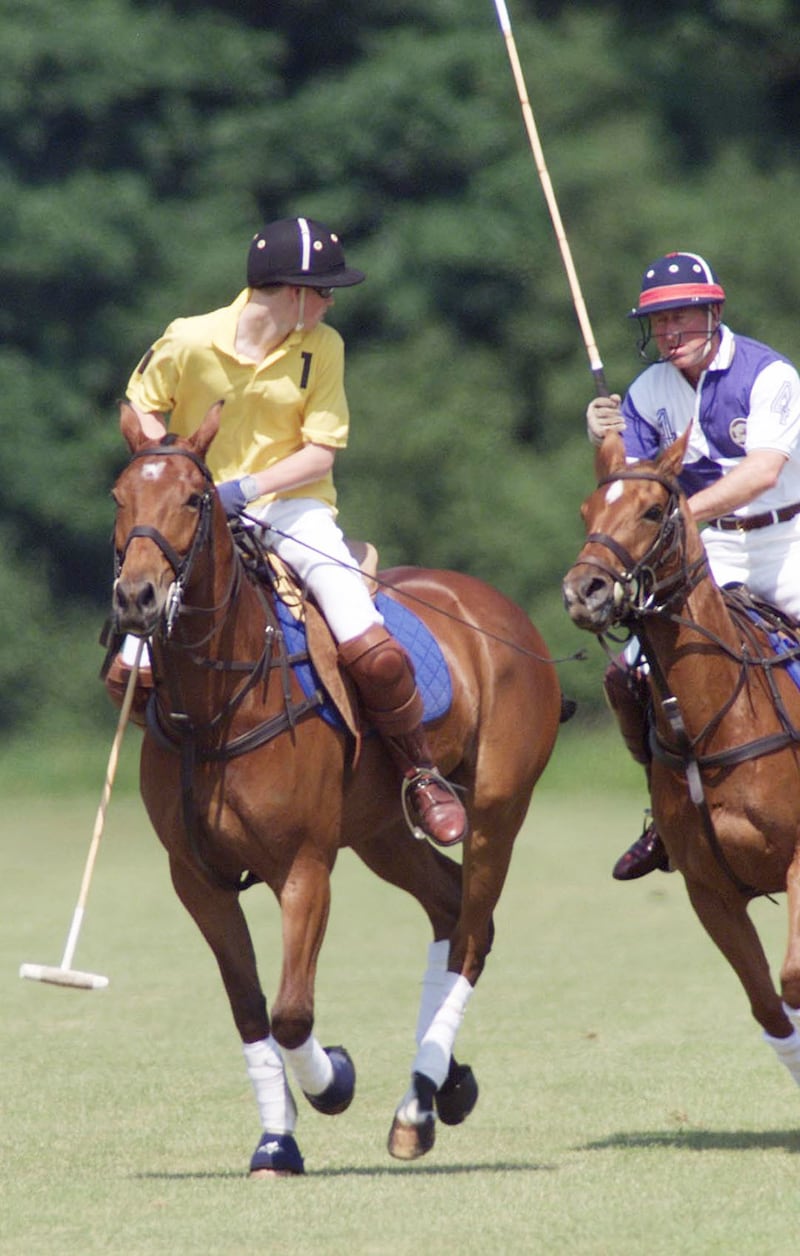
[
  {"left": 217, "top": 476, "right": 260, "bottom": 518},
  {"left": 586, "top": 394, "right": 624, "bottom": 446}
]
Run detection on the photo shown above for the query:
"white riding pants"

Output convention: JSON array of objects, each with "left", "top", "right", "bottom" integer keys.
[
  {"left": 249, "top": 497, "right": 383, "bottom": 644},
  {"left": 704, "top": 515, "right": 800, "bottom": 621}
]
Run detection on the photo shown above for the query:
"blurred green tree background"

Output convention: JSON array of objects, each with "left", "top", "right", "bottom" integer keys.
[{"left": 2, "top": 0, "right": 800, "bottom": 737}]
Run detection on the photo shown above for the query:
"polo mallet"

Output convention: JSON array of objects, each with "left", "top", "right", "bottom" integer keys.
[
  {"left": 492, "top": 0, "right": 608, "bottom": 396},
  {"left": 20, "top": 638, "right": 145, "bottom": 991}
]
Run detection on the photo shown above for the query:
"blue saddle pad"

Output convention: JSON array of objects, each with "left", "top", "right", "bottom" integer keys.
[{"left": 274, "top": 592, "right": 453, "bottom": 730}]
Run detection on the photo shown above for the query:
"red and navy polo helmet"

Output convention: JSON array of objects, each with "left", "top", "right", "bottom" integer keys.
[{"left": 628, "top": 252, "right": 726, "bottom": 318}]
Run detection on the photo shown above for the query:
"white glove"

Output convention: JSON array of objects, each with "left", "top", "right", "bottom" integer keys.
[{"left": 586, "top": 394, "right": 624, "bottom": 446}]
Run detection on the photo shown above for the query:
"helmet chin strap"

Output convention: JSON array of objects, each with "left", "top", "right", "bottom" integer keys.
[
  {"left": 683, "top": 306, "right": 721, "bottom": 363},
  {"left": 701, "top": 306, "right": 721, "bottom": 357},
  {"left": 294, "top": 288, "right": 307, "bottom": 332}
]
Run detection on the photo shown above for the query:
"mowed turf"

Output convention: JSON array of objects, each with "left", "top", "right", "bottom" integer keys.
[{"left": 2, "top": 724, "right": 800, "bottom": 1255}]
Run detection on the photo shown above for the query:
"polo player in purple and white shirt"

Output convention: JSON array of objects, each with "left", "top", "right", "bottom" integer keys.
[{"left": 586, "top": 251, "right": 800, "bottom": 881}]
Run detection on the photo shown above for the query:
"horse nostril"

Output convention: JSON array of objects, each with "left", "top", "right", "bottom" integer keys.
[
  {"left": 584, "top": 575, "right": 610, "bottom": 601},
  {"left": 137, "top": 582, "right": 157, "bottom": 612}
]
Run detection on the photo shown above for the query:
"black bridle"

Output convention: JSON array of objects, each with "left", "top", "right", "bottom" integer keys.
[
  {"left": 581, "top": 465, "right": 800, "bottom": 901},
  {"left": 114, "top": 445, "right": 218, "bottom": 638},
  {"left": 578, "top": 468, "right": 709, "bottom": 623},
  {"left": 112, "top": 442, "right": 323, "bottom": 892}
]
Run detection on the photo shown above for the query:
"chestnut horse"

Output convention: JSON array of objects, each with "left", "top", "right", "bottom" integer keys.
[
  {"left": 562, "top": 429, "right": 800, "bottom": 1093},
  {"left": 110, "top": 402, "right": 564, "bottom": 1175}
]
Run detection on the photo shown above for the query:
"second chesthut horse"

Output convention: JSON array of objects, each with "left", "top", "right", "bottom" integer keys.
[{"left": 563, "top": 428, "right": 800, "bottom": 1101}]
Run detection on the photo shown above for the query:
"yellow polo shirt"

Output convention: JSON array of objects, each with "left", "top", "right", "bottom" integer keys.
[{"left": 125, "top": 288, "right": 349, "bottom": 507}]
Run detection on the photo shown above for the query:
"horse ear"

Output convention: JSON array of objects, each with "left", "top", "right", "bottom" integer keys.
[
  {"left": 119, "top": 401, "right": 150, "bottom": 452},
  {"left": 188, "top": 401, "right": 223, "bottom": 461},
  {"left": 658, "top": 422, "right": 692, "bottom": 482},
  {"left": 594, "top": 430, "right": 627, "bottom": 482}
]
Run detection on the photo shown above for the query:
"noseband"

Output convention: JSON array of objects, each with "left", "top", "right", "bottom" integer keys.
[{"left": 114, "top": 444, "right": 217, "bottom": 636}]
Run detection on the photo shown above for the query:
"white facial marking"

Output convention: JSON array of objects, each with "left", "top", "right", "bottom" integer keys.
[
  {"left": 141, "top": 461, "right": 167, "bottom": 481},
  {"left": 605, "top": 480, "right": 623, "bottom": 504}
]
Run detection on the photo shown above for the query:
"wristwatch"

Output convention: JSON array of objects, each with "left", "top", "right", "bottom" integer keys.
[{"left": 239, "top": 475, "right": 261, "bottom": 502}]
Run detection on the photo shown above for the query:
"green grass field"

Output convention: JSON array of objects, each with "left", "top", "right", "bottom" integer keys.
[{"left": 2, "top": 721, "right": 799, "bottom": 1254}]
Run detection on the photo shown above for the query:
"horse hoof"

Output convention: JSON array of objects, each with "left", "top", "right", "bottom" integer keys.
[
  {"left": 304, "top": 1045, "right": 356, "bottom": 1115},
  {"left": 387, "top": 1112, "right": 436, "bottom": 1161},
  {"left": 435, "top": 1061, "right": 478, "bottom": 1126},
  {"left": 249, "top": 1131, "right": 304, "bottom": 1177}
]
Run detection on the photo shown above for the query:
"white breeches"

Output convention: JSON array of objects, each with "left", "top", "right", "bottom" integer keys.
[
  {"left": 250, "top": 497, "right": 383, "bottom": 644},
  {"left": 704, "top": 517, "right": 800, "bottom": 621}
]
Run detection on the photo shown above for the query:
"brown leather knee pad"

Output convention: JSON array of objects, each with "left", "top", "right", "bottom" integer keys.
[
  {"left": 338, "top": 624, "right": 424, "bottom": 735},
  {"left": 603, "top": 658, "right": 651, "bottom": 766}
]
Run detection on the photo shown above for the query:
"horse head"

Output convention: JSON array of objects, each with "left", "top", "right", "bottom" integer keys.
[
  {"left": 111, "top": 400, "right": 225, "bottom": 638},
  {"left": 562, "top": 426, "right": 698, "bottom": 634}
]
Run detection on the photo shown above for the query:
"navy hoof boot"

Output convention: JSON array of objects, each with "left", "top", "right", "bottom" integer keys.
[
  {"left": 249, "top": 1131, "right": 305, "bottom": 1176},
  {"left": 304, "top": 1045, "right": 356, "bottom": 1115},
  {"left": 435, "top": 1058, "right": 479, "bottom": 1126}
]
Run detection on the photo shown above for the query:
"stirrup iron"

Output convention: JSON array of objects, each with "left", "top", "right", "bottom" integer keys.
[{"left": 400, "top": 768, "right": 464, "bottom": 842}]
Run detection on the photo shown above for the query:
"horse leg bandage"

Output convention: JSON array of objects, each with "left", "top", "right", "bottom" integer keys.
[
  {"left": 282, "top": 1035, "right": 334, "bottom": 1097},
  {"left": 784, "top": 1001, "right": 800, "bottom": 1034},
  {"left": 415, "top": 939, "right": 451, "bottom": 1045},
  {"left": 763, "top": 1025, "right": 800, "bottom": 1086},
  {"left": 413, "top": 974, "right": 473, "bottom": 1089},
  {"left": 243, "top": 1036, "right": 298, "bottom": 1132}
]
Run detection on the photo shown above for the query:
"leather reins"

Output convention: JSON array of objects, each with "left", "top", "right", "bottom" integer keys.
[
  {"left": 114, "top": 443, "right": 323, "bottom": 891},
  {"left": 582, "top": 466, "right": 800, "bottom": 900}
]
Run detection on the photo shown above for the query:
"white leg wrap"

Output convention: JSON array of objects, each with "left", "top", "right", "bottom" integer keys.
[
  {"left": 783, "top": 1001, "right": 800, "bottom": 1034},
  {"left": 282, "top": 1035, "right": 334, "bottom": 1098},
  {"left": 413, "top": 975, "right": 473, "bottom": 1089},
  {"left": 243, "top": 1036, "right": 298, "bottom": 1132},
  {"left": 763, "top": 1025, "right": 800, "bottom": 1088},
  {"left": 415, "top": 939, "right": 452, "bottom": 1045}
]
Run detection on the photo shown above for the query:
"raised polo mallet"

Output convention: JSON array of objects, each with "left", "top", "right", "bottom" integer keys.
[
  {"left": 20, "top": 638, "right": 145, "bottom": 991},
  {"left": 493, "top": 0, "right": 608, "bottom": 396}
]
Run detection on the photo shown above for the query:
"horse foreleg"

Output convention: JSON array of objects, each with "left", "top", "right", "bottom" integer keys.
[
  {"left": 271, "top": 851, "right": 357, "bottom": 1118},
  {"left": 766, "top": 849, "right": 800, "bottom": 1091},
  {"left": 684, "top": 877, "right": 800, "bottom": 1088},
  {"left": 167, "top": 856, "right": 303, "bottom": 1175},
  {"left": 388, "top": 938, "right": 476, "bottom": 1160},
  {"left": 780, "top": 847, "right": 800, "bottom": 1013}
]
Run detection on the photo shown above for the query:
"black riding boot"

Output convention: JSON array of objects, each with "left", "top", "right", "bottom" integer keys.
[{"left": 604, "top": 659, "right": 670, "bottom": 880}]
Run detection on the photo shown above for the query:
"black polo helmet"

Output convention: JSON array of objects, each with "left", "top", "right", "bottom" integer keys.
[{"left": 247, "top": 217, "right": 365, "bottom": 289}]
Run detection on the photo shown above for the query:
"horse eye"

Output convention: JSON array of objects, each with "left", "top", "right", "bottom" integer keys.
[
  {"left": 186, "top": 492, "right": 203, "bottom": 509},
  {"left": 643, "top": 505, "right": 663, "bottom": 522}
]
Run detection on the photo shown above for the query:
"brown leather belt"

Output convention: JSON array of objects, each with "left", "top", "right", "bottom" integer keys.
[{"left": 711, "top": 501, "right": 800, "bottom": 532}]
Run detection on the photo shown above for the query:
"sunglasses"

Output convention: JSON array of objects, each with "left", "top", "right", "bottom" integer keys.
[{"left": 312, "top": 286, "right": 334, "bottom": 299}]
